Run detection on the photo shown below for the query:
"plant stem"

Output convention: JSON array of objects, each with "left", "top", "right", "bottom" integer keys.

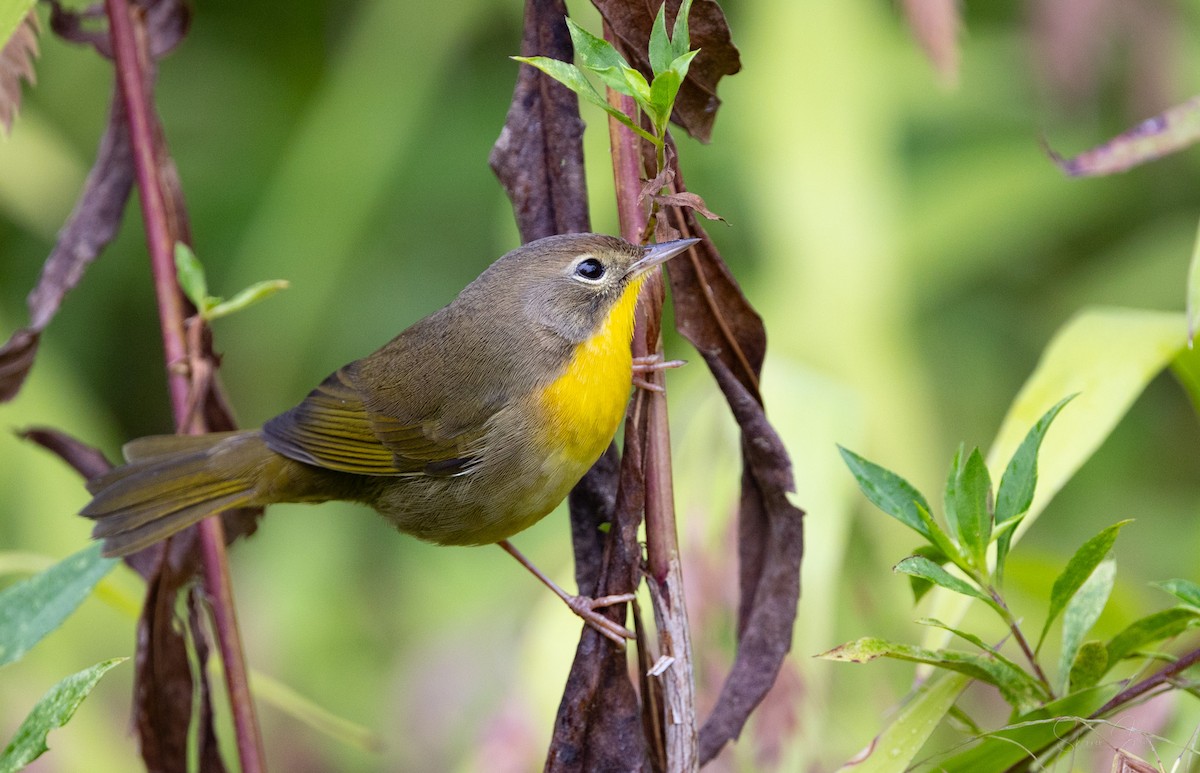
[
  {"left": 607, "top": 78, "right": 698, "bottom": 769},
  {"left": 988, "top": 587, "right": 1052, "bottom": 694},
  {"left": 1091, "top": 644, "right": 1200, "bottom": 718},
  {"left": 105, "top": 2, "right": 266, "bottom": 770}
]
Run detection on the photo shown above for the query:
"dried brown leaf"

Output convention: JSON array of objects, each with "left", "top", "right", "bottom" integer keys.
[
  {"left": 20, "top": 426, "right": 112, "bottom": 480},
  {"left": 656, "top": 164, "right": 804, "bottom": 763},
  {"left": 48, "top": 0, "right": 190, "bottom": 59},
  {"left": 0, "top": 10, "right": 39, "bottom": 134},
  {"left": 490, "top": 0, "right": 590, "bottom": 242},
  {"left": 901, "top": 0, "right": 960, "bottom": 88},
  {"left": 0, "top": 94, "right": 134, "bottom": 402},
  {"left": 591, "top": 0, "right": 740, "bottom": 143}
]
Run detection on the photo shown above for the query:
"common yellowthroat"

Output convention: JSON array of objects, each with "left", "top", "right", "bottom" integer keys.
[{"left": 83, "top": 233, "right": 697, "bottom": 641}]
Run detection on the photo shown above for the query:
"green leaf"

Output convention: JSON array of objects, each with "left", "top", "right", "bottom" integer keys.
[
  {"left": 917, "top": 618, "right": 1030, "bottom": 679},
  {"left": 1056, "top": 558, "right": 1115, "bottom": 692},
  {"left": 905, "top": 544, "right": 945, "bottom": 603},
  {"left": 1106, "top": 606, "right": 1200, "bottom": 665},
  {"left": 838, "top": 445, "right": 932, "bottom": 541},
  {"left": 667, "top": 48, "right": 698, "bottom": 83},
  {"left": 953, "top": 448, "right": 992, "bottom": 571},
  {"left": 648, "top": 3, "right": 672, "bottom": 76},
  {"left": 835, "top": 672, "right": 969, "bottom": 773},
  {"left": 1155, "top": 578, "right": 1200, "bottom": 608},
  {"left": 994, "top": 396, "right": 1075, "bottom": 574},
  {"left": 619, "top": 64, "right": 651, "bottom": 105},
  {"left": 818, "top": 637, "right": 1046, "bottom": 711},
  {"left": 511, "top": 56, "right": 660, "bottom": 146},
  {"left": 670, "top": 0, "right": 695, "bottom": 59},
  {"left": 1037, "top": 520, "right": 1132, "bottom": 653},
  {"left": 0, "top": 543, "right": 116, "bottom": 668},
  {"left": 205, "top": 280, "right": 290, "bottom": 321},
  {"left": 932, "top": 684, "right": 1119, "bottom": 771},
  {"left": 1068, "top": 641, "right": 1108, "bottom": 692},
  {"left": 894, "top": 556, "right": 995, "bottom": 611},
  {"left": 942, "top": 443, "right": 963, "bottom": 544},
  {"left": 915, "top": 504, "right": 967, "bottom": 573},
  {"left": 174, "top": 242, "right": 209, "bottom": 313},
  {"left": 647, "top": 69, "right": 681, "bottom": 132},
  {"left": 565, "top": 18, "right": 635, "bottom": 97},
  {"left": 0, "top": 658, "right": 127, "bottom": 773}
]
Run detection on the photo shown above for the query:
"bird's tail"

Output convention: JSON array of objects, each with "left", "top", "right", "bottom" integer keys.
[{"left": 82, "top": 431, "right": 269, "bottom": 556}]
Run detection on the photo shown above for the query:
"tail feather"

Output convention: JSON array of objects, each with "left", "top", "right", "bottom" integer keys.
[{"left": 82, "top": 431, "right": 268, "bottom": 557}]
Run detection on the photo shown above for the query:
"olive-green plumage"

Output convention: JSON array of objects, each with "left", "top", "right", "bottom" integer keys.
[{"left": 83, "top": 234, "right": 696, "bottom": 556}]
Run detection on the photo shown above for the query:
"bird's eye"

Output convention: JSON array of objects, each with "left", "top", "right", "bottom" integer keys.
[{"left": 574, "top": 258, "right": 605, "bottom": 282}]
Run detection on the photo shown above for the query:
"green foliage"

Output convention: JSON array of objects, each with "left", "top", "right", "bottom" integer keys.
[
  {"left": 0, "top": 543, "right": 114, "bottom": 668},
  {"left": 174, "top": 243, "right": 289, "bottom": 322},
  {"left": 831, "top": 397, "right": 1200, "bottom": 769},
  {"left": 512, "top": 0, "right": 697, "bottom": 146},
  {"left": 0, "top": 658, "right": 126, "bottom": 773}
]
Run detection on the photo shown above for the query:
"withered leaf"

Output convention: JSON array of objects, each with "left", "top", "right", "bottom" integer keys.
[
  {"left": 0, "top": 10, "right": 38, "bottom": 135},
  {"left": 48, "top": 0, "right": 190, "bottom": 60},
  {"left": 490, "top": 0, "right": 590, "bottom": 242},
  {"left": 590, "top": 0, "right": 741, "bottom": 143},
  {"left": 20, "top": 426, "right": 112, "bottom": 480},
  {"left": 0, "top": 93, "right": 134, "bottom": 402},
  {"left": 658, "top": 165, "right": 804, "bottom": 764}
]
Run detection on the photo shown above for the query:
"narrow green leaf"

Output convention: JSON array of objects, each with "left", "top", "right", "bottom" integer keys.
[
  {"left": 917, "top": 618, "right": 1030, "bottom": 679},
  {"left": 906, "top": 545, "right": 945, "bottom": 603},
  {"left": 1106, "top": 606, "right": 1200, "bottom": 665},
  {"left": 670, "top": 0, "right": 695, "bottom": 58},
  {"left": 647, "top": 69, "right": 681, "bottom": 133},
  {"left": 1068, "top": 641, "right": 1108, "bottom": 692},
  {"left": 619, "top": 64, "right": 651, "bottom": 105},
  {"left": 838, "top": 445, "right": 932, "bottom": 540},
  {"left": 915, "top": 504, "right": 967, "bottom": 572},
  {"left": 1037, "top": 520, "right": 1132, "bottom": 652},
  {"left": 648, "top": 2, "right": 672, "bottom": 76},
  {"left": 0, "top": 658, "right": 127, "bottom": 773},
  {"left": 819, "top": 637, "right": 1046, "bottom": 711},
  {"left": 173, "top": 242, "right": 209, "bottom": 313},
  {"left": 953, "top": 448, "right": 992, "bottom": 570},
  {"left": 836, "top": 673, "right": 969, "bottom": 773},
  {"left": 1155, "top": 578, "right": 1200, "bottom": 608},
  {"left": 565, "top": 18, "right": 634, "bottom": 97},
  {"left": 510, "top": 56, "right": 660, "bottom": 145},
  {"left": 667, "top": 48, "right": 698, "bottom": 84},
  {"left": 942, "top": 443, "right": 963, "bottom": 544},
  {"left": 205, "top": 280, "right": 290, "bottom": 321},
  {"left": 0, "top": 543, "right": 116, "bottom": 668},
  {"left": 894, "top": 556, "right": 994, "bottom": 610},
  {"left": 1056, "top": 558, "right": 1115, "bottom": 692},
  {"left": 994, "top": 395, "right": 1075, "bottom": 539}
]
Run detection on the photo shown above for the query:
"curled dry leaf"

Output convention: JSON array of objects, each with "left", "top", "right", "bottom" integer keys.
[
  {"left": 0, "top": 10, "right": 39, "bottom": 134},
  {"left": 901, "top": 0, "right": 960, "bottom": 88},
  {"left": 590, "top": 0, "right": 740, "bottom": 143},
  {"left": 20, "top": 426, "right": 112, "bottom": 481},
  {"left": 0, "top": 95, "right": 134, "bottom": 402},
  {"left": 1047, "top": 95, "right": 1200, "bottom": 176}
]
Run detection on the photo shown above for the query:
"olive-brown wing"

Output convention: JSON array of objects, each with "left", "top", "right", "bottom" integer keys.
[{"left": 261, "top": 367, "right": 484, "bottom": 477}]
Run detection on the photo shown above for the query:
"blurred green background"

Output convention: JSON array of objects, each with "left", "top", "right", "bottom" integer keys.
[{"left": 3, "top": 0, "right": 1200, "bottom": 770}]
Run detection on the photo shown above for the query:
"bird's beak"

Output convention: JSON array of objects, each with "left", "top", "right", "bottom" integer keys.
[{"left": 626, "top": 238, "right": 701, "bottom": 278}]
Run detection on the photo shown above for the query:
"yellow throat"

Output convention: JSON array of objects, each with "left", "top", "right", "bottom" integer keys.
[{"left": 537, "top": 275, "right": 646, "bottom": 466}]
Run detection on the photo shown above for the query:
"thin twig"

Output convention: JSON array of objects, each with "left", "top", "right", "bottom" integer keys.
[{"left": 104, "top": 1, "right": 266, "bottom": 770}]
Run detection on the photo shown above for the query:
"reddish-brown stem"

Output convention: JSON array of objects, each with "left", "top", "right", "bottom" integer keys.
[
  {"left": 1091, "top": 644, "right": 1200, "bottom": 718},
  {"left": 105, "top": 1, "right": 265, "bottom": 770}
]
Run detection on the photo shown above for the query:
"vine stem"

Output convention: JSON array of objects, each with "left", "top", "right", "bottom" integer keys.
[{"left": 104, "top": 1, "right": 266, "bottom": 770}]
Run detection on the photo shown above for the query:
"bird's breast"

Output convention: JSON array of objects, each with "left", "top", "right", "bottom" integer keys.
[{"left": 535, "top": 280, "right": 643, "bottom": 473}]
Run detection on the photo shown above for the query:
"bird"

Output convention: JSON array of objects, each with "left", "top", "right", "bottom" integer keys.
[{"left": 82, "top": 233, "right": 698, "bottom": 643}]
